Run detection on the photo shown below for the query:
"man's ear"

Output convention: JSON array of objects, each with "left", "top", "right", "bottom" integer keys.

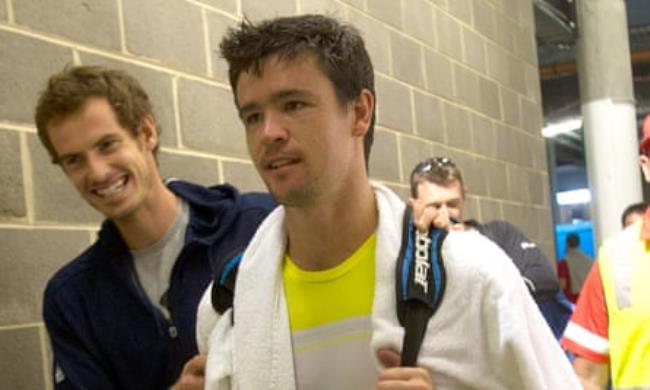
[
  {"left": 351, "top": 89, "right": 374, "bottom": 138},
  {"left": 640, "top": 155, "right": 650, "bottom": 182},
  {"left": 139, "top": 115, "right": 158, "bottom": 151}
]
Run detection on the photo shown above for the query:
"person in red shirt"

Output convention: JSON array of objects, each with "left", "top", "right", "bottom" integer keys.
[{"left": 557, "top": 260, "right": 578, "bottom": 303}]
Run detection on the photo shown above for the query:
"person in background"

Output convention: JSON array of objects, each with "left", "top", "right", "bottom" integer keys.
[
  {"left": 557, "top": 256, "right": 578, "bottom": 303},
  {"left": 561, "top": 233, "right": 592, "bottom": 303},
  {"left": 34, "top": 65, "right": 275, "bottom": 389},
  {"left": 621, "top": 201, "right": 647, "bottom": 228},
  {"left": 409, "top": 156, "right": 572, "bottom": 339},
  {"left": 561, "top": 116, "right": 650, "bottom": 389}
]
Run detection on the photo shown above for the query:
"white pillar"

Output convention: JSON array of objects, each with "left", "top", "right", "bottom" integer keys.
[{"left": 575, "top": 0, "right": 641, "bottom": 245}]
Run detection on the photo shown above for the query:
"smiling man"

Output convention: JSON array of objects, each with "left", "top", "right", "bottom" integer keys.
[
  {"left": 186, "top": 15, "right": 580, "bottom": 390},
  {"left": 34, "top": 66, "right": 275, "bottom": 389}
]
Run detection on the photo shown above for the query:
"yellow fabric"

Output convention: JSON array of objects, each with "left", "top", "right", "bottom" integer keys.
[
  {"left": 282, "top": 234, "right": 376, "bottom": 331},
  {"left": 599, "top": 223, "right": 650, "bottom": 388}
]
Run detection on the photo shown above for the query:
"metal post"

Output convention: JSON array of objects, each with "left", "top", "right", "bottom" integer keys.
[{"left": 575, "top": 0, "right": 641, "bottom": 245}]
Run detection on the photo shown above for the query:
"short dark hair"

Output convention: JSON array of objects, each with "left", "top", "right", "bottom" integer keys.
[
  {"left": 35, "top": 65, "right": 158, "bottom": 163},
  {"left": 219, "top": 14, "right": 375, "bottom": 165},
  {"left": 566, "top": 233, "right": 580, "bottom": 248},
  {"left": 409, "top": 157, "right": 465, "bottom": 198},
  {"left": 621, "top": 202, "right": 647, "bottom": 227}
]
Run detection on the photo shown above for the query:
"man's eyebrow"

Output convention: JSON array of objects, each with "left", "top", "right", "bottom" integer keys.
[
  {"left": 272, "top": 89, "right": 315, "bottom": 102},
  {"left": 55, "top": 134, "right": 118, "bottom": 164},
  {"left": 238, "top": 89, "right": 317, "bottom": 118}
]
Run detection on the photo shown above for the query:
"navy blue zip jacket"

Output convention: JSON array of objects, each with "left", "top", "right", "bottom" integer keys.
[{"left": 42, "top": 180, "right": 276, "bottom": 389}]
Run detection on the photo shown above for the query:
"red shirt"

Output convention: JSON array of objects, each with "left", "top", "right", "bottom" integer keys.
[
  {"left": 557, "top": 260, "right": 578, "bottom": 303},
  {"left": 560, "top": 262, "right": 608, "bottom": 362}
]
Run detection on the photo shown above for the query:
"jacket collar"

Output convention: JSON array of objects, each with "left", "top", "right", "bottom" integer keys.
[{"left": 97, "top": 180, "right": 243, "bottom": 250}]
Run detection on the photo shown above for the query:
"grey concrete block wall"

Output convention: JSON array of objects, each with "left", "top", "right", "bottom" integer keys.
[
  {"left": 390, "top": 32, "right": 426, "bottom": 89},
  {"left": 241, "top": 0, "right": 296, "bottom": 21},
  {"left": 424, "top": 49, "right": 455, "bottom": 100},
  {"left": 206, "top": 11, "right": 238, "bottom": 84},
  {"left": 199, "top": 0, "right": 238, "bottom": 14},
  {"left": 366, "top": 0, "right": 401, "bottom": 28},
  {"left": 375, "top": 75, "right": 414, "bottom": 133},
  {"left": 159, "top": 151, "right": 221, "bottom": 186},
  {"left": 14, "top": 0, "right": 121, "bottom": 51},
  {"left": 0, "top": 31, "right": 73, "bottom": 123},
  {"left": 222, "top": 160, "right": 266, "bottom": 192},
  {"left": 0, "top": 326, "right": 47, "bottom": 390},
  {"left": 123, "top": 0, "right": 207, "bottom": 74},
  {"left": 0, "top": 1, "right": 552, "bottom": 388},
  {"left": 368, "top": 129, "right": 401, "bottom": 182},
  {"left": 0, "top": 228, "right": 91, "bottom": 325},
  {"left": 0, "top": 130, "right": 26, "bottom": 218},
  {"left": 414, "top": 91, "right": 445, "bottom": 143},
  {"left": 403, "top": 0, "right": 436, "bottom": 47},
  {"left": 300, "top": 0, "right": 348, "bottom": 16}
]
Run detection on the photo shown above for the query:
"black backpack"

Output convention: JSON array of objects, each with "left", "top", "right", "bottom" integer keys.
[{"left": 210, "top": 206, "right": 447, "bottom": 366}]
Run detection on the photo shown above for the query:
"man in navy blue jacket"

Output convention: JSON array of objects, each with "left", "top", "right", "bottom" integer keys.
[{"left": 34, "top": 65, "right": 275, "bottom": 389}]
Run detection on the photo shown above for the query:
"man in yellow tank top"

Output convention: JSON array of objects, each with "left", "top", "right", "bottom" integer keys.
[
  {"left": 561, "top": 115, "right": 650, "bottom": 389},
  {"left": 182, "top": 14, "right": 580, "bottom": 390}
]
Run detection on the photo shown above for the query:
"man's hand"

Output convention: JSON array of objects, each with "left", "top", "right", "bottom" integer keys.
[
  {"left": 376, "top": 349, "right": 435, "bottom": 389},
  {"left": 409, "top": 197, "right": 463, "bottom": 233},
  {"left": 172, "top": 354, "right": 206, "bottom": 390},
  {"left": 572, "top": 356, "right": 608, "bottom": 390}
]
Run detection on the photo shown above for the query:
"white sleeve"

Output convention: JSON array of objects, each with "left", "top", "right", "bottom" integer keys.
[{"left": 196, "top": 281, "right": 220, "bottom": 354}]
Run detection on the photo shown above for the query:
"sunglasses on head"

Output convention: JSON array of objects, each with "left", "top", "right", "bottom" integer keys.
[{"left": 414, "top": 157, "right": 456, "bottom": 174}]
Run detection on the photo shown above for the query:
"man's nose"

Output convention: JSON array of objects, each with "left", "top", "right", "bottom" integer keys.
[
  {"left": 85, "top": 154, "right": 111, "bottom": 182},
  {"left": 261, "top": 111, "right": 289, "bottom": 143}
]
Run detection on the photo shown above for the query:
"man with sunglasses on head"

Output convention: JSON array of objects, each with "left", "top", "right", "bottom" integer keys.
[
  {"left": 409, "top": 157, "right": 563, "bottom": 308},
  {"left": 560, "top": 117, "right": 650, "bottom": 389},
  {"left": 410, "top": 157, "right": 573, "bottom": 343}
]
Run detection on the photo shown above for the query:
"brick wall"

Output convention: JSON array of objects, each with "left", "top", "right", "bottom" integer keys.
[{"left": 0, "top": 0, "right": 549, "bottom": 387}]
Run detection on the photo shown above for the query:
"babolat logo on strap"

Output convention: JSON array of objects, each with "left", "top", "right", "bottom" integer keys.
[
  {"left": 414, "top": 229, "right": 432, "bottom": 293},
  {"left": 395, "top": 206, "right": 447, "bottom": 366}
]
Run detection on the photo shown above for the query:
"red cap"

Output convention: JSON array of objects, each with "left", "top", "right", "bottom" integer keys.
[{"left": 641, "top": 114, "right": 650, "bottom": 154}]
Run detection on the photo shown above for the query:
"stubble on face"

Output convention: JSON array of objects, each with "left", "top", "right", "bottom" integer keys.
[{"left": 239, "top": 55, "right": 356, "bottom": 209}]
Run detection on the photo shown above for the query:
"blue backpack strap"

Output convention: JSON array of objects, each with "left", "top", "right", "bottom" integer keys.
[
  {"left": 211, "top": 247, "right": 246, "bottom": 323},
  {"left": 395, "top": 206, "right": 447, "bottom": 366}
]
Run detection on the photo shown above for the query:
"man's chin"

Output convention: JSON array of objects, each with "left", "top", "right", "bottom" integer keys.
[{"left": 270, "top": 187, "right": 313, "bottom": 207}]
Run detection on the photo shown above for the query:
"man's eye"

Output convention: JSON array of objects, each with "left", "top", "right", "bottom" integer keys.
[
  {"left": 60, "top": 155, "right": 80, "bottom": 169},
  {"left": 285, "top": 101, "right": 305, "bottom": 111},
  {"left": 99, "top": 139, "right": 118, "bottom": 152},
  {"left": 244, "top": 113, "right": 261, "bottom": 126}
]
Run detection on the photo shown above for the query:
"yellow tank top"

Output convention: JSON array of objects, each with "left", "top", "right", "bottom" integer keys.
[
  {"left": 282, "top": 234, "right": 377, "bottom": 389},
  {"left": 599, "top": 223, "right": 650, "bottom": 388}
]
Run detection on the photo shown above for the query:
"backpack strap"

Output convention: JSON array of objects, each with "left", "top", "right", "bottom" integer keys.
[
  {"left": 395, "top": 206, "right": 447, "bottom": 366},
  {"left": 211, "top": 247, "right": 246, "bottom": 324}
]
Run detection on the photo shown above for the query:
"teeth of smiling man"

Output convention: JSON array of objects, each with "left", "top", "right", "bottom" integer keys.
[
  {"left": 96, "top": 177, "right": 127, "bottom": 197},
  {"left": 270, "top": 160, "right": 293, "bottom": 169}
]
